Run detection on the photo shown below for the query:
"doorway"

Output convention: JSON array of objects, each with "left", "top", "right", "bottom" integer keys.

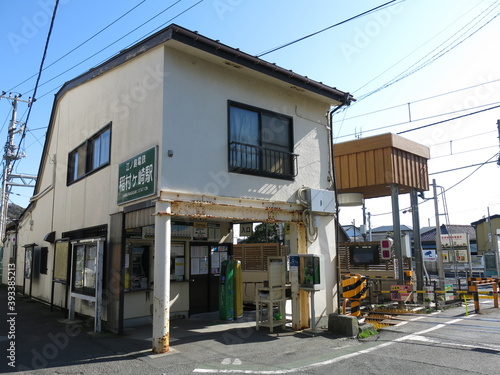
[{"left": 189, "top": 244, "right": 230, "bottom": 315}]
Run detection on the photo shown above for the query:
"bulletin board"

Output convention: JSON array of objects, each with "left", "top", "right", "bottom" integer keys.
[{"left": 54, "top": 241, "right": 69, "bottom": 282}]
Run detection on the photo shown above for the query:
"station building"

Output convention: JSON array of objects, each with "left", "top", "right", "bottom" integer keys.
[{"left": 1, "top": 24, "right": 354, "bottom": 352}]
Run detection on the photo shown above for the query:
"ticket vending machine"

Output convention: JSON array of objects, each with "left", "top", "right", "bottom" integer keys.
[
  {"left": 298, "top": 254, "right": 325, "bottom": 291},
  {"left": 289, "top": 254, "right": 325, "bottom": 332}
]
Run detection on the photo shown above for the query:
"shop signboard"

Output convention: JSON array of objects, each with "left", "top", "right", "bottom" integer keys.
[
  {"left": 440, "top": 233, "right": 470, "bottom": 263},
  {"left": 117, "top": 147, "right": 157, "bottom": 204}
]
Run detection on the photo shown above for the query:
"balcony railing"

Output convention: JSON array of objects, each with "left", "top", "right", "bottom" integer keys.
[{"left": 229, "top": 141, "right": 297, "bottom": 180}]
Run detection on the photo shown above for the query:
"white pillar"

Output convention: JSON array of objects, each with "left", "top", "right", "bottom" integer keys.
[{"left": 152, "top": 201, "right": 171, "bottom": 353}]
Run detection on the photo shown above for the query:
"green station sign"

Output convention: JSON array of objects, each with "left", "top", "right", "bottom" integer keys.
[{"left": 117, "top": 147, "right": 157, "bottom": 204}]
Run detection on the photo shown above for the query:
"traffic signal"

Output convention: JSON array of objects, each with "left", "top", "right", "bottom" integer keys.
[{"left": 380, "top": 238, "right": 393, "bottom": 260}]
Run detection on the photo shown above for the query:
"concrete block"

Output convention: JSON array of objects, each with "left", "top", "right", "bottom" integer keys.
[{"left": 327, "top": 313, "right": 359, "bottom": 337}]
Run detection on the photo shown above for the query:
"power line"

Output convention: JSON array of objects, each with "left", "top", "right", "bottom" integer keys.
[
  {"left": 11, "top": 0, "right": 59, "bottom": 168},
  {"left": 20, "top": 0, "right": 202, "bottom": 100},
  {"left": 334, "top": 101, "right": 500, "bottom": 140},
  {"left": 355, "top": 2, "right": 500, "bottom": 104},
  {"left": 256, "top": 0, "right": 403, "bottom": 57},
  {"left": 335, "top": 77, "right": 500, "bottom": 123},
  {"left": 397, "top": 103, "right": 500, "bottom": 135},
  {"left": 367, "top": 153, "right": 498, "bottom": 218},
  {"left": 432, "top": 130, "right": 496, "bottom": 147},
  {"left": 429, "top": 158, "right": 498, "bottom": 175},
  {"left": 352, "top": 1, "right": 485, "bottom": 96},
  {"left": 441, "top": 153, "right": 498, "bottom": 194},
  {"left": 8, "top": 0, "right": 147, "bottom": 93},
  {"left": 432, "top": 144, "right": 498, "bottom": 159}
]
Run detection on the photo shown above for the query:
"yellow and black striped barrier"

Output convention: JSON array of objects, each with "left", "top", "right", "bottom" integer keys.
[
  {"left": 341, "top": 274, "right": 368, "bottom": 317},
  {"left": 340, "top": 275, "right": 500, "bottom": 315},
  {"left": 468, "top": 277, "right": 499, "bottom": 313}
]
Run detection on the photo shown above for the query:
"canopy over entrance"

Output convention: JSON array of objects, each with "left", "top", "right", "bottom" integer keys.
[{"left": 334, "top": 133, "right": 430, "bottom": 199}]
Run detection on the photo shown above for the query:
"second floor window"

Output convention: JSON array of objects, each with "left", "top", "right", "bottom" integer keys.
[
  {"left": 68, "top": 124, "right": 111, "bottom": 185},
  {"left": 228, "top": 102, "right": 296, "bottom": 179}
]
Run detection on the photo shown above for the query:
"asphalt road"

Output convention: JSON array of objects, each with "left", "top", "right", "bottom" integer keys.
[{"left": 2, "top": 285, "right": 500, "bottom": 374}]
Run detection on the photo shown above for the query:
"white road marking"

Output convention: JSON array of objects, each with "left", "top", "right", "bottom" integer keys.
[{"left": 193, "top": 317, "right": 465, "bottom": 374}]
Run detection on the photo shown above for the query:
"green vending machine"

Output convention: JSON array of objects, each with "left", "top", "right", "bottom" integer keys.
[{"left": 219, "top": 259, "right": 235, "bottom": 320}]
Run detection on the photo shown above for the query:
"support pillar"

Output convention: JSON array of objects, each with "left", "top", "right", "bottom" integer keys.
[
  {"left": 152, "top": 201, "right": 171, "bottom": 354},
  {"left": 433, "top": 179, "right": 445, "bottom": 290},
  {"left": 390, "top": 184, "right": 404, "bottom": 285},
  {"left": 411, "top": 189, "right": 424, "bottom": 301},
  {"left": 297, "top": 222, "right": 310, "bottom": 329}
]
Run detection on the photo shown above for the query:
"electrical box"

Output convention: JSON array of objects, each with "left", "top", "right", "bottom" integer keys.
[
  {"left": 294, "top": 254, "right": 325, "bottom": 291},
  {"left": 306, "top": 189, "right": 336, "bottom": 214},
  {"left": 380, "top": 238, "right": 393, "bottom": 260}
]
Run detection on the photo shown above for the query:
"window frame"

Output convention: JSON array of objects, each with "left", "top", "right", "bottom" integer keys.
[
  {"left": 67, "top": 123, "right": 112, "bottom": 185},
  {"left": 227, "top": 101, "right": 296, "bottom": 180}
]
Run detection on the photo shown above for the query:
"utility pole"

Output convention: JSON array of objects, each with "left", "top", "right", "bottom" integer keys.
[
  {"left": 411, "top": 189, "right": 424, "bottom": 301},
  {"left": 0, "top": 93, "right": 35, "bottom": 237},
  {"left": 432, "top": 179, "right": 445, "bottom": 290},
  {"left": 497, "top": 120, "right": 500, "bottom": 166},
  {"left": 487, "top": 206, "right": 499, "bottom": 276}
]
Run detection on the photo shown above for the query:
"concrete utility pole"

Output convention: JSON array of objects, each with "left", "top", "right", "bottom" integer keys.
[
  {"left": 487, "top": 206, "right": 500, "bottom": 277},
  {"left": 432, "top": 179, "right": 445, "bottom": 291},
  {"left": 390, "top": 184, "right": 404, "bottom": 285},
  {"left": 0, "top": 93, "right": 35, "bottom": 237},
  {"left": 411, "top": 189, "right": 424, "bottom": 301}
]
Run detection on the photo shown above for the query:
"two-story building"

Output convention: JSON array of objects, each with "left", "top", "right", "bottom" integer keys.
[{"left": 2, "top": 24, "right": 353, "bottom": 352}]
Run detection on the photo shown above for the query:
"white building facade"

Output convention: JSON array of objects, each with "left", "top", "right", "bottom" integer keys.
[{"left": 2, "top": 24, "right": 353, "bottom": 352}]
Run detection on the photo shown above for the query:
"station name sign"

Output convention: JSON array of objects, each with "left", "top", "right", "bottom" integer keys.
[{"left": 117, "top": 147, "right": 157, "bottom": 204}]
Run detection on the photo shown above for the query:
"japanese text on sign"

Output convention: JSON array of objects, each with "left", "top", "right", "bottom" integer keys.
[{"left": 118, "top": 147, "right": 157, "bottom": 204}]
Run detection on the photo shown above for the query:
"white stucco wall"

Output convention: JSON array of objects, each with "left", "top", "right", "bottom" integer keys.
[
  {"left": 161, "top": 46, "right": 333, "bottom": 203},
  {"left": 10, "top": 38, "right": 341, "bottom": 321}
]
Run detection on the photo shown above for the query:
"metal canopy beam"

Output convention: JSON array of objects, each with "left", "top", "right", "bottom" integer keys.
[{"left": 157, "top": 191, "right": 304, "bottom": 223}]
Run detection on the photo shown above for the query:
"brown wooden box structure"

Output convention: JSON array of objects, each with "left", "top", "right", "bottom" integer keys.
[{"left": 334, "top": 133, "right": 430, "bottom": 199}]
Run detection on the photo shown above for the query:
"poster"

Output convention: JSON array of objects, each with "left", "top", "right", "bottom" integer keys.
[
  {"left": 199, "top": 257, "right": 209, "bottom": 274},
  {"left": 24, "top": 248, "right": 33, "bottom": 279},
  {"left": 191, "top": 258, "right": 200, "bottom": 275},
  {"left": 193, "top": 223, "right": 208, "bottom": 241},
  {"left": 53, "top": 241, "right": 69, "bottom": 281}
]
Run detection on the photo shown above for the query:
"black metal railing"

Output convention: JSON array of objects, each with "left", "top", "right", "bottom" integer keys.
[{"left": 229, "top": 142, "right": 297, "bottom": 179}]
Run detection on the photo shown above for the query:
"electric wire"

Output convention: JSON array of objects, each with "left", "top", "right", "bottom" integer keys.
[
  {"left": 354, "top": 2, "right": 500, "bottom": 104},
  {"left": 8, "top": 0, "right": 148, "bottom": 94},
  {"left": 335, "top": 78, "right": 500, "bottom": 123},
  {"left": 440, "top": 153, "right": 498, "bottom": 194},
  {"left": 21, "top": 0, "right": 186, "bottom": 98},
  {"left": 397, "top": 104, "right": 500, "bottom": 135},
  {"left": 368, "top": 152, "right": 499, "bottom": 218},
  {"left": 432, "top": 145, "right": 498, "bottom": 160},
  {"left": 432, "top": 130, "right": 496, "bottom": 147},
  {"left": 8, "top": 0, "right": 59, "bottom": 180},
  {"left": 335, "top": 101, "right": 500, "bottom": 140},
  {"left": 351, "top": 1, "right": 485, "bottom": 96},
  {"left": 429, "top": 159, "right": 498, "bottom": 175},
  {"left": 9, "top": 0, "right": 205, "bottom": 186},
  {"left": 256, "top": 0, "right": 403, "bottom": 57}
]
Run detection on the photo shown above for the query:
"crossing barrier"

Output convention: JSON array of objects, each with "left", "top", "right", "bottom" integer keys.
[
  {"left": 341, "top": 274, "right": 368, "bottom": 316},
  {"left": 340, "top": 274, "right": 499, "bottom": 315}
]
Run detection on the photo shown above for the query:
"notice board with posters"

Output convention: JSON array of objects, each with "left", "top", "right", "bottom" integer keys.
[{"left": 54, "top": 241, "right": 69, "bottom": 282}]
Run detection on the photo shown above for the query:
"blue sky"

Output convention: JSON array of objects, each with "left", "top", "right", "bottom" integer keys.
[{"left": 0, "top": 0, "right": 499, "bottom": 230}]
